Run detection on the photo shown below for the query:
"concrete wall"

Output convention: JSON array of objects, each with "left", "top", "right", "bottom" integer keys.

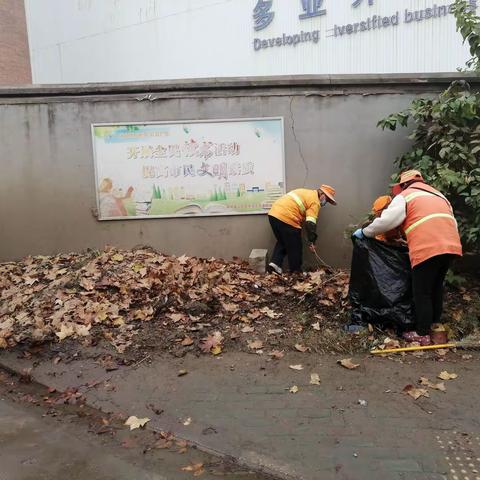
[
  {"left": 0, "top": 0, "right": 31, "bottom": 85},
  {"left": 0, "top": 75, "right": 474, "bottom": 267}
]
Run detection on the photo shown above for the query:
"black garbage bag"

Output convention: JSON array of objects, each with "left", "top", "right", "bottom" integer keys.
[{"left": 348, "top": 237, "right": 415, "bottom": 330}]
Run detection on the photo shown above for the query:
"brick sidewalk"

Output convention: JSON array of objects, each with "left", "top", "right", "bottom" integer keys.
[{"left": 1, "top": 349, "right": 479, "bottom": 480}]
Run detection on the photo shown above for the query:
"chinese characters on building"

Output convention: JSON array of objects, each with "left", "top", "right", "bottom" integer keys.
[
  {"left": 299, "top": 0, "right": 326, "bottom": 19},
  {"left": 352, "top": 0, "right": 374, "bottom": 7},
  {"left": 253, "top": 0, "right": 274, "bottom": 31},
  {"left": 254, "top": 0, "right": 375, "bottom": 30}
]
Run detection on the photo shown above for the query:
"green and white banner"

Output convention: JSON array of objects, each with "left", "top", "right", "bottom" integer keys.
[{"left": 92, "top": 118, "right": 285, "bottom": 220}]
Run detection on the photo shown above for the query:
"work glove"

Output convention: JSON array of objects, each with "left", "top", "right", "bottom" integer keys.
[{"left": 352, "top": 228, "right": 364, "bottom": 239}]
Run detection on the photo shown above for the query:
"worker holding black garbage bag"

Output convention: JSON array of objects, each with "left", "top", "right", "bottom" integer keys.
[{"left": 352, "top": 170, "right": 462, "bottom": 345}]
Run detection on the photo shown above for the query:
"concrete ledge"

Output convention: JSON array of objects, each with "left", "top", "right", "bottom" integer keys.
[{"left": 0, "top": 73, "right": 477, "bottom": 98}]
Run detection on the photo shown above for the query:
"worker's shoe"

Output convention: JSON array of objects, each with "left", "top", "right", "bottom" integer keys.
[
  {"left": 402, "top": 331, "right": 432, "bottom": 346},
  {"left": 268, "top": 262, "right": 283, "bottom": 275}
]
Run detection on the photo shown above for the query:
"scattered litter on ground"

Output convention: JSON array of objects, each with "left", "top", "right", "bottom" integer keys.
[
  {"left": 289, "top": 385, "right": 299, "bottom": 394},
  {"left": 310, "top": 373, "right": 321, "bottom": 385},
  {"left": 358, "top": 399, "right": 367, "bottom": 406}
]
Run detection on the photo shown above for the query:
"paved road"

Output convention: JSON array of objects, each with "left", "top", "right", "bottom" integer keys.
[
  {"left": 0, "top": 375, "right": 266, "bottom": 480},
  {"left": 2, "top": 349, "right": 480, "bottom": 480}
]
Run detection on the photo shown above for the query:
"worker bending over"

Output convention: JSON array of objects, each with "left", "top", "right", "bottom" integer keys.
[
  {"left": 371, "top": 195, "right": 404, "bottom": 245},
  {"left": 268, "top": 185, "right": 337, "bottom": 273},
  {"left": 354, "top": 170, "right": 462, "bottom": 345}
]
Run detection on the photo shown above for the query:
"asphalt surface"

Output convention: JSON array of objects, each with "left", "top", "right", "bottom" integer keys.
[{"left": 0, "top": 369, "right": 268, "bottom": 480}]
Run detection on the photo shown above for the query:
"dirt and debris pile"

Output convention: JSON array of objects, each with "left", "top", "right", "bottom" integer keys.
[{"left": 0, "top": 247, "right": 359, "bottom": 355}]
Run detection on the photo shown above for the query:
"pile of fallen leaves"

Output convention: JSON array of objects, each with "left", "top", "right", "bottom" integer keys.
[
  {"left": 1, "top": 246, "right": 478, "bottom": 359},
  {"left": 0, "top": 247, "right": 359, "bottom": 357}
]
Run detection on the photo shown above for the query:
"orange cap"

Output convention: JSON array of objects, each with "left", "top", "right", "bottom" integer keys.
[
  {"left": 399, "top": 170, "right": 424, "bottom": 184},
  {"left": 319, "top": 184, "right": 337, "bottom": 205},
  {"left": 392, "top": 170, "right": 424, "bottom": 195},
  {"left": 372, "top": 195, "right": 392, "bottom": 215}
]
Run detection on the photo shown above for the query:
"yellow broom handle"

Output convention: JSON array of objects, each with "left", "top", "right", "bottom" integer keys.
[{"left": 370, "top": 343, "right": 456, "bottom": 355}]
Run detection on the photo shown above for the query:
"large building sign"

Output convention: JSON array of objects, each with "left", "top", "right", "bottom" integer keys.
[
  {"left": 92, "top": 119, "right": 285, "bottom": 220},
  {"left": 253, "top": 0, "right": 478, "bottom": 51},
  {"left": 25, "top": 0, "right": 478, "bottom": 83}
]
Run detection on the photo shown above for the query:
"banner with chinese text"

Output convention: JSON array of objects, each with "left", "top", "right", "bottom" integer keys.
[{"left": 92, "top": 118, "right": 285, "bottom": 220}]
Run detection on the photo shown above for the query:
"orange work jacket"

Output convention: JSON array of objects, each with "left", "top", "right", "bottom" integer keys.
[
  {"left": 401, "top": 183, "right": 462, "bottom": 267},
  {"left": 268, "top": 189, "right": 320, "bottom": 229}
]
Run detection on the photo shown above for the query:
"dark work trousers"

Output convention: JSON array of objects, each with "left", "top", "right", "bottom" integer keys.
[
  {"left": 268, "top": 215, "right": 303, "bottom": 273},
  {"left": 411, "top": 254, "right": 453, "bottom": 335}
]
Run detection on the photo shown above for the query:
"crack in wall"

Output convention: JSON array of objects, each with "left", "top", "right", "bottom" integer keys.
[{"left": 289, "top": 96, "right": 308, "bottom": 187}]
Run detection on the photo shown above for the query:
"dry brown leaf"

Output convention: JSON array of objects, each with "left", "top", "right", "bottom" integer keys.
[
  {"left": 181, "top": 462, "right": 204, "bottom": 476},
  {"left": 248, "top": 340, "right": 263, "bottom": 350},
  {"left": 338, "top": 358, "right": 360, "bottom": 370},
  {"left": 80, "top": 277, "right": 95, "bottom": 291},
  {"left": 181, "top": 337, "right": 194, "bottom": 347},
  {"left": 403, "top": 384, "right": 429, "bottom": 400},
  {"left": 438, "top": 371, "right": 458, "bottom": 381},
  {"left": 124, "top": 416, "right": 150, "bottom": 430},
  {"left": 295, "top": 344, "right": 308, "bottom": 353},
  {"left": 289, "top": 385, "right": 299, "bottom": 393},
  {"left": 310, "top": 373, "right": 321, "bottom": 385},
  {"left": 241, "top": 326, "right": 255, "bottom": 333},
  {"left": 222, "top": 302, "right": 240, "bottom": 313},
  {"left": 175, "top": 439, "right": 188, "bottom": 454},
  {"left": 269, "top": 350, "right": 284, "bottom": 360},
  {"left": 289, "top": 364, "right": 304, "bottom": 371},
  {"left": 167, "top": 313, "right": 185, "bottom": 323},
  {"left": 419, "top": 377, "right": 446, "bottom": 392},
  {"left": 267, "top": 328, "right": 283, "bottom": 335},
  {"left": 259, "top": 307, "right": 281, "bottom": 319},
  {"left": 200, "top": 332, "right": 223, "bottom": 354},
  {"left": 55, "top": 324, "right": 75, "bottom": 341},
  {"left": 312, "top": 322, "right": 321, "bottom": 331},
  {"left": 211, "top": 345, "right": 222, "bottom": 355}
]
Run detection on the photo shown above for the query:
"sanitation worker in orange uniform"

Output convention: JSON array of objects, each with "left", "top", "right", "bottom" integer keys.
[
  {"left": 354, "top": 170, "right": 462, "bottom": 345},
  {"left": 268, "top": 185, "right": 337, "bottom": 273}
]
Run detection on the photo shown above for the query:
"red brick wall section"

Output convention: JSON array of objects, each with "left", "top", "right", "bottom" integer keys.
[{"left": 0, "top": 0, "right": 32, "bottom": 85}]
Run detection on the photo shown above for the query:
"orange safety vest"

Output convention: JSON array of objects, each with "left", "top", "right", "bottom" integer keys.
[
  {"left": 401, "top": 182, "right": 462, "bottom": 267},
  {"left": 268, "top": 189, "right": 320, "bottom": 229}
]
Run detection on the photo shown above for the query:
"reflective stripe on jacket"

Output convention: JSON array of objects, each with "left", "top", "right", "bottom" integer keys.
[
  {"left": 268, "top": 189, "right": 320, "bottom": 229},
  {"left": 401, "top": 182, "right": 462, "bottom": 267}
]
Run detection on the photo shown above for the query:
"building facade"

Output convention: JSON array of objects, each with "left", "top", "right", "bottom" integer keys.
[{"left": 25, "top": 0, "right": 476, "bottom": 84}]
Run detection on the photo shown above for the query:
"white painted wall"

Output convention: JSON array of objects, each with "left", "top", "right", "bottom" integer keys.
[{"left": 25, "top": 0, "right": 475, "bottom": 84}]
